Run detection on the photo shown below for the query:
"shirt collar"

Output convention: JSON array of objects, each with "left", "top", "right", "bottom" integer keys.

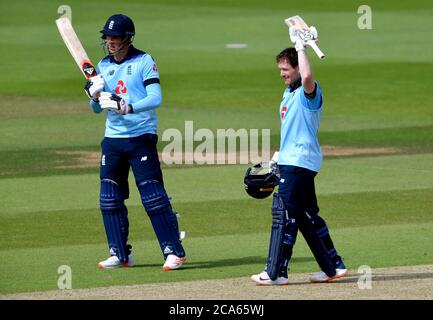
[
  {"left": 108, "top": 46, "right": 140, "bottom": 64},
  {"left": 289, "top": 78, "right": 302, "bottom": 93}
]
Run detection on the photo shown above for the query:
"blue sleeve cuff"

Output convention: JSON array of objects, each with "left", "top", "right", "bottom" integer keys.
[{"left": 90, "top": 99, "right": 102, "bottom": 113}]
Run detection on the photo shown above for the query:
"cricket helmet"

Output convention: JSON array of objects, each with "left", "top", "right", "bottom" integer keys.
[
  {"left": 244, "top": 163, "right": 278, "bottom": 199},
  {"left": 100, "top": 14, "right": 135, "bottom": 38}
]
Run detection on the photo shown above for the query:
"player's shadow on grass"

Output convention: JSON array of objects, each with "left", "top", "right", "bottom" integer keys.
[
  {"left": 132, "top": 256, "right": 314, "bottom": 269},
  {"left": 182, "top": 256, "right": 315, "bottom": 270}
]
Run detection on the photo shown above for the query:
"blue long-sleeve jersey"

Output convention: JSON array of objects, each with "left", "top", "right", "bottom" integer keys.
[{"left": 90, "top": 46, "right": 162, "bottom": 137}]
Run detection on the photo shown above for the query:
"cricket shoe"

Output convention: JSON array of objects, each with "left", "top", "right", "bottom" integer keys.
[
  {"left": 251, "top": 271, "right": 289, "bottom": 286},
  {"left": 163, "top": 254, "right": 187, "bottom": 271},
  {"left": 309, "top": 268, "right": 348, "bottom": 283},
  {"left": 97, "top": 254, "right": 135, "bottom": 269},
  {"left": 336, "top": 259, "right": 346, "bottom": 270}
]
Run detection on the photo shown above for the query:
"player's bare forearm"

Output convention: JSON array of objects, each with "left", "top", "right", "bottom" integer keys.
[{"left": 298, "top": 50, "right": 315, "bottom": 94}]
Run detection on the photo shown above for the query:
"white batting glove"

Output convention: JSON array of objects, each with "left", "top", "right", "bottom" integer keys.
[
  {"left": 99, "top": 92, "right": 130, "bottom": 115},
  {"left": 289, "top": 27, "right": 306, "bottom": 52},
  {"left": 298, "top": 26, "right": 319, "bottom": 43},
  {"left": 289, "top": 26, "right": 319, "bottom": 52},
  {"left": 289, "top": 26, "right": 299, "bottom": 43},
  {"left": 295, "top": 38, "right": 306, "bottom": 52},
  {"left": 84, "top": 75, "right": 104, "bottom": 101},
  {"left": 268, "top": 151, "right": 279, "bottom": 174},
  {"left": 309, "top": 26, "right": 318, "bottom": 41}
]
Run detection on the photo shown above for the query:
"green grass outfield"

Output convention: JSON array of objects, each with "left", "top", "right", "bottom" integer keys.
[{"left": 1, "top": 0, "right": 433, "bottom": 294}]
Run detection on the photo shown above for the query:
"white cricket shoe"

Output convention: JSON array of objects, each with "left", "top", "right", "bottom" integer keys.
[
  {"left": 97, "top": 254, "right": 135, "bottom": 269},
  {"left": 309, "top": 268, "right": 348, "bottom": 283},
  {"left": 251, "top": 271, "right": 289, "bottom": 286},
  {"left": 163, "top": 254, "right": 187, "bottom": 271}
]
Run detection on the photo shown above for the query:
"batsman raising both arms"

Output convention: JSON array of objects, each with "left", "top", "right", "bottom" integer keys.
[
  {"left": 251, "top": 22, "right": 347, "bottom": 285},
  {"left": 85, "top": 14, "right": 186, "bottom": 270}
]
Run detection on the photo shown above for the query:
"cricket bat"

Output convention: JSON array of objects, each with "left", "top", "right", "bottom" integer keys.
[
  {"left": 55, "top": 17, "right": 98, "bottom": 79},
  {"left": 284, "top": 15, "right": 325, "bottom": 59}
]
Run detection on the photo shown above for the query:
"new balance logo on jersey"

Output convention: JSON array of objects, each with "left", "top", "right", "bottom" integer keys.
[
  {"left": 140, "top": 156, "right": 147, "bottom": 161},
  {"left": 127, "top": 65, "right": 132, "bottom": 75}
]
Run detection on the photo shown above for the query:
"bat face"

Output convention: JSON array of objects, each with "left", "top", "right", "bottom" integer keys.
[
  {"left": 56, "top": 17, "right": 97, "bottom": 79},
  {"left": 285, "top": 15, "right": 309, "bottom": 31},
  {"left": 285, "top": 15, "right": 313, "bottom": 41}
]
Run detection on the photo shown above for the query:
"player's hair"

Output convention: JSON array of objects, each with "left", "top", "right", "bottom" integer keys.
[{"left": 276, "top": 48, "right": 298, "bottom": 68}]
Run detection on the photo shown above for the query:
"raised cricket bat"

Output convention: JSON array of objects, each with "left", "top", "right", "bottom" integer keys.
[
  {"left": 284, "top": 15, "right": 325, "bottom": 59},
  {"left": 55, "top": 17, "right": 98, "bottom": 79}
]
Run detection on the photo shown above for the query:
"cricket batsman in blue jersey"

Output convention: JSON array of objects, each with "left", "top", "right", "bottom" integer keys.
[
  {"left": 84, "top": 14, "right": 186, "bottom": 270},
  {"left": 251, "top": 26, "right": 347, "bottom": 285}
]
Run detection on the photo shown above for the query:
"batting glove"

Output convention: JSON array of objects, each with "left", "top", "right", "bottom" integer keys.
[
  {"left": 289, "top": 26, "right": 319, "bottom": 52},
  {"left": 309, "top": 26, "right": 318, "bottom": 40},
  {"left": 289, "top": 26, "right": 299, "bottom": 43},
  {"left": 268, "top": 151, "right": 279, "bottom": 174},
  {"left": 301, "top": 26, "right": 318, "bottom": 43},
  {"left": 99, "top": 92, "right": 130, "bottom": 115},
  {"left": 289, "top": 27, "right": 305, "bottom": 52},
  {"left": 84, "top": 74, "right": 104, "bottom": 101}
]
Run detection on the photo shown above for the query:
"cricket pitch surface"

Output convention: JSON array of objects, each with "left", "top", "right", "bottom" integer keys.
[{"left": 2, "top": 264, "right": 432, "bottom": 300}]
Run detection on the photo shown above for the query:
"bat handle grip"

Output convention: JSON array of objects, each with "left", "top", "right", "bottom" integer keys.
[{"left": 307, "top": 40, "right": 325, "bottom": 59}]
